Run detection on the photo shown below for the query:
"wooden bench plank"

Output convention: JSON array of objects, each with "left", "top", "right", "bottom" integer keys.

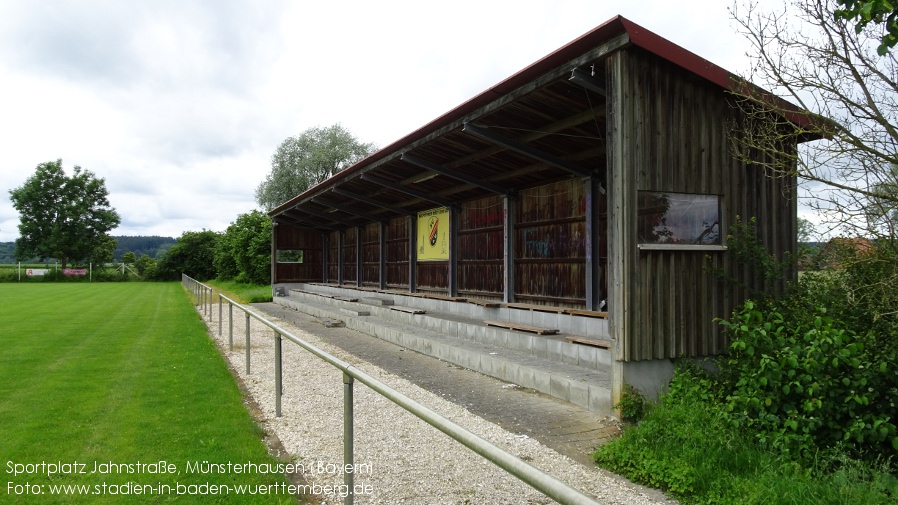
[
  {"left": 564, "top": 309, "right": 609, "bottom": 319},
  {"left": 483, "top": 320, "right": 559, "bottom": 335},
  {"left": 504, "top": 303, "right": 568, "bottom": 314},
  {"left": 566, "top": 336, "right": 611, "bottom": 349},
  {"left": 423, "top": 294, "right": 468, "bottom": 302},
  {"left": 468, "top": 299, "right": 501, "bottom": 308},
  {"left": 391, "top": 306, "right": 426, "bottom": 314}
]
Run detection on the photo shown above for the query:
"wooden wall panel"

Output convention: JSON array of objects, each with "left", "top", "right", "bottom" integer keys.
[
  {"left": 386, "top": 217, "right": 409, "bottom": 288},
  {"left": 514, "top": 180, "right": 587, "bottom": 306},
  {"left": 273, "top": 224, "right": 323, "bottom": 283},
  {"left": 361, "top": 222, "right": 380, "bottom": 286},
  {"left": 342, "top": 227, "right": 357, "bottom": 285},
  {"left": 327, "top": 230, "right": 339, "bottom": 282},
  {"left": 458, "top": 196, "right": 504, "bottom": 297},
  {"left": 417, "top": 262, "right": 448, "bottom": 291}
]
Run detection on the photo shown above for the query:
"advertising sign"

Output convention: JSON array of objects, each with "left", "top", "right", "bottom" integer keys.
[
  {"left": 26, "top": 269, "right": 49, "bottom": 276},
  {"left": 416, "top": 207, "right": 450, "bottom": 261},
  {"left": 63, "top": 269, "right": 87, "bottom": 276}
]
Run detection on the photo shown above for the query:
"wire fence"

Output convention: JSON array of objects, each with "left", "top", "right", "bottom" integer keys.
[{"left": 181, "top": 274, "right": 603, "bottom": 505}]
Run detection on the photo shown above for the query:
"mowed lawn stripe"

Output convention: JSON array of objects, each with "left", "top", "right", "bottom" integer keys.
[{"left": 0, "top": 283, "right": 294, "bottom": 504}]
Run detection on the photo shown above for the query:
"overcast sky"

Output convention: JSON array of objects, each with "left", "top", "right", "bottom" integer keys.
[{"left": 0, "top": 0, "right": 784, "bottom": 243}]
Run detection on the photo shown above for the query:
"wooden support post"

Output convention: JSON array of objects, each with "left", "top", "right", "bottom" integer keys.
[
  {"left": 357, "top": 225, "right": 363, "bottom": 288},
  {"left": 448, "top": 206, "right": 458, "bottom": 297},
  {"left": 338, "top": 230, "right": 344, "bottom": 285},
  {"left": 271, "top": 222, "right": 278, "bottom": 285},
  {"left": 379, "top": 221, "right": 386, "bottom": 290},
  {"left": 409, "top": 215, "right": 417, "bottom": 293},
  {"left": 322, "top": 232, "right": 329, "bottom": 282},
  {"left": 585, "top": 177, "right": 600, "bottom": 311},
  {"left": 503, "top": 195, "right": 515, "bottom": 304}
]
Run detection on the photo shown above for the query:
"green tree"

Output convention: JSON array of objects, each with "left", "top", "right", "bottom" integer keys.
[
  {"left": 135, "top": 254, "right": 156, "bottom": 278},
  {"left": 122, "top": 251, "right": 137, "bottom": 264},
  {"left": 254, "top": 124, "right": 376, "bottom": 211},
  {"left": 154, "top": 230, "right": 219, "bottom": 281},
  {"left": 8, "top": 160, "right": 120, "bottom": 271},
  {"left": 216, "top": 210, "right": 272, "bottom": 285},
  {"left": 834, "top": 0, "right": 898, "bottom": 54}
]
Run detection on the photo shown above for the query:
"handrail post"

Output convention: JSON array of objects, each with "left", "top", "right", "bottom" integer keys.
[
  {"left": 208, "top": 287, "right": 213, "bottom": 321},
  {"left": 343, "top": 371, "right": 355, "bottom": 505},
  {"left": 245, "top": 311, "right": 251, "bottom": 375},
  {"left": 218, "top": 295, "right": 223, "bottom": 335},
  {"left": 275, "top": 331, "right": 282, "bottom": 417},
  {"left": 228, "top": 303, "right": 234, "bottom": 351}
]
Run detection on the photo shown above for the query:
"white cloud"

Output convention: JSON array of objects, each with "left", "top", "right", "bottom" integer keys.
[{"left": 0, "top": 0, "right": 781, "bottom": 242}]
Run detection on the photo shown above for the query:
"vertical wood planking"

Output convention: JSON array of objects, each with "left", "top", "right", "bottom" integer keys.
[{"left": 613, "top": 47, "right": 798, "bottom": 361}]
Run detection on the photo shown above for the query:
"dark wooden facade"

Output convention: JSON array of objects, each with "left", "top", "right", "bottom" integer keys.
[
  {"left": 606, "top": 48, "right": 796, "bottom": 361},
  {"left": 270, "top": 16, "right": 810, "bottom": 366}
]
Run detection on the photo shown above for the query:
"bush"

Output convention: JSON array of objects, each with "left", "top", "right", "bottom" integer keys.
[{"left": 720, "top": 301, "right": 898, "bottom": 463}]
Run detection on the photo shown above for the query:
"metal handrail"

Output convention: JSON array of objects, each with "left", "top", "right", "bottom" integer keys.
[{"left": 180, "top": 275, "right": 602, "bottom": 505}]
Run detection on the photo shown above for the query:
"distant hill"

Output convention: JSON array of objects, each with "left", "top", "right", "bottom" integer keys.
[
  {"left": 112, "top": 236, "right": 177, "bottom": 261},
  {"left": 0, "top": 236, "right": 177, "bottom": 263}
]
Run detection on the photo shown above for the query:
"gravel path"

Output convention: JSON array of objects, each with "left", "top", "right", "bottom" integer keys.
[{"left": 199, "top": 303, "right": 676, "bottom": 505}]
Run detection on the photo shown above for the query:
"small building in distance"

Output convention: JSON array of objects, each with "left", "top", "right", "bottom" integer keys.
[{"left": 267, "top": 16, "right": 819, "bottom": 414}]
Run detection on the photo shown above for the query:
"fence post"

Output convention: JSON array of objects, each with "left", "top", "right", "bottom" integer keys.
[
  {"left": 343, "top": 372, "right": 355, "bottom": 505},
  {"left": 218, "top": 295, "right": 223, "bottom": 336},
  {"left": 228, "top": 303, "right": 234, "bottom": 351},
  {"left": 207, "top": 287, "right": 212, "bottom": 321},
  {"left": 275, "top": 331, "right": 282, "bottom": 418},
  {"left": 245, "top": 312, "right": 251, "bottom": 375}
]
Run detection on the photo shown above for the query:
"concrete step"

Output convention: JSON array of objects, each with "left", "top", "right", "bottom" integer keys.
[
  {"left": 275, "top": 295, "right": 612, "bottom": 414},
  {"left": 288, "top": 287, "right": 611, "bottom": 373},
  {"left": 360, "top": 297, "right": 394, "bottom": 306}
]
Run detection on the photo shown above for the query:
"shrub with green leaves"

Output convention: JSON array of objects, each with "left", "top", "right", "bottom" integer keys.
[{"left": 720, "top": 301, "right": 898, "bottom": 462}]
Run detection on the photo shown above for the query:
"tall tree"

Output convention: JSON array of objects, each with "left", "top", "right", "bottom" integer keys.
[
  {"left": 153, "top": 230, "right": 220, "bottom": 281},
  {"left": 255, "top": 124, "right": 376, "bottom": 211},
  {"left": 215, "top": 210, "right": 272, "bottom": 285},
  {"left": 729, "top": 0, "right": 898, "bottom": 241},
  {"left": 9, "top": 160, "right": 120, "bottom": 270}
]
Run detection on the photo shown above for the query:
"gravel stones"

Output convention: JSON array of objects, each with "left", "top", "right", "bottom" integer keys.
[{"left": 201, "top": 304, "right": 676, "bottom": 505}]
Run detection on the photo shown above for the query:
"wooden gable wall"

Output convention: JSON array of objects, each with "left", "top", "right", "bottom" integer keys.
[{"left": 607, "top": 47, "right": 797, "bottom": 361}]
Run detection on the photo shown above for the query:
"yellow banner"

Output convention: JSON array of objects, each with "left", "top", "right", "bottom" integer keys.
[{"left": 417, "top": 207, "right": 450, "bottom": 261}]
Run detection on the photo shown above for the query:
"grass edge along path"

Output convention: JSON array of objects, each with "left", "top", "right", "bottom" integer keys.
[
  {"left": 206, "top": 280, "right": 272, "bottom": 304},
  {"left": 0, "top": 283, "right": 297, "bottom": 504}
]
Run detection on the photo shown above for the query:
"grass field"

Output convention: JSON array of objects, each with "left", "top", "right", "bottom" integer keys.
[{"left": 0, "top": 283, "right": 295, "bottom": 504}]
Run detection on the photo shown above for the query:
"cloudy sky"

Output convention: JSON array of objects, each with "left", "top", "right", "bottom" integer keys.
[{"left": 0, "top": 0, "right": 782, "bottom": 242}]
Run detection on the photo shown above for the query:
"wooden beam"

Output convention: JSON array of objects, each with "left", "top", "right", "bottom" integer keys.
[
  {"left": 360, "top": 173, "right": 455, "bottom": 208},
  {"left": 280, "top": 210, "right": 336, "bottom": 230},
  {"left": 293, "top": 205, "right": 358, "bottom": 227},
  {"left": 503, "top": 195, "right": 515, "bottom": 304},
  {"left": 331, "top": 187, "right": 414, "bottom": 216},
  {"left": 569, "top": 67, "right": 607, "bottom": 96},
  {"left": 462, "top": 123, "right": 594, "bottom": 178},
  {"left": 311, "top": 197, "right": 387, "bottom": 223},
  {"left": 400, "top": 153, "right": 512, "bottom": 197}
]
